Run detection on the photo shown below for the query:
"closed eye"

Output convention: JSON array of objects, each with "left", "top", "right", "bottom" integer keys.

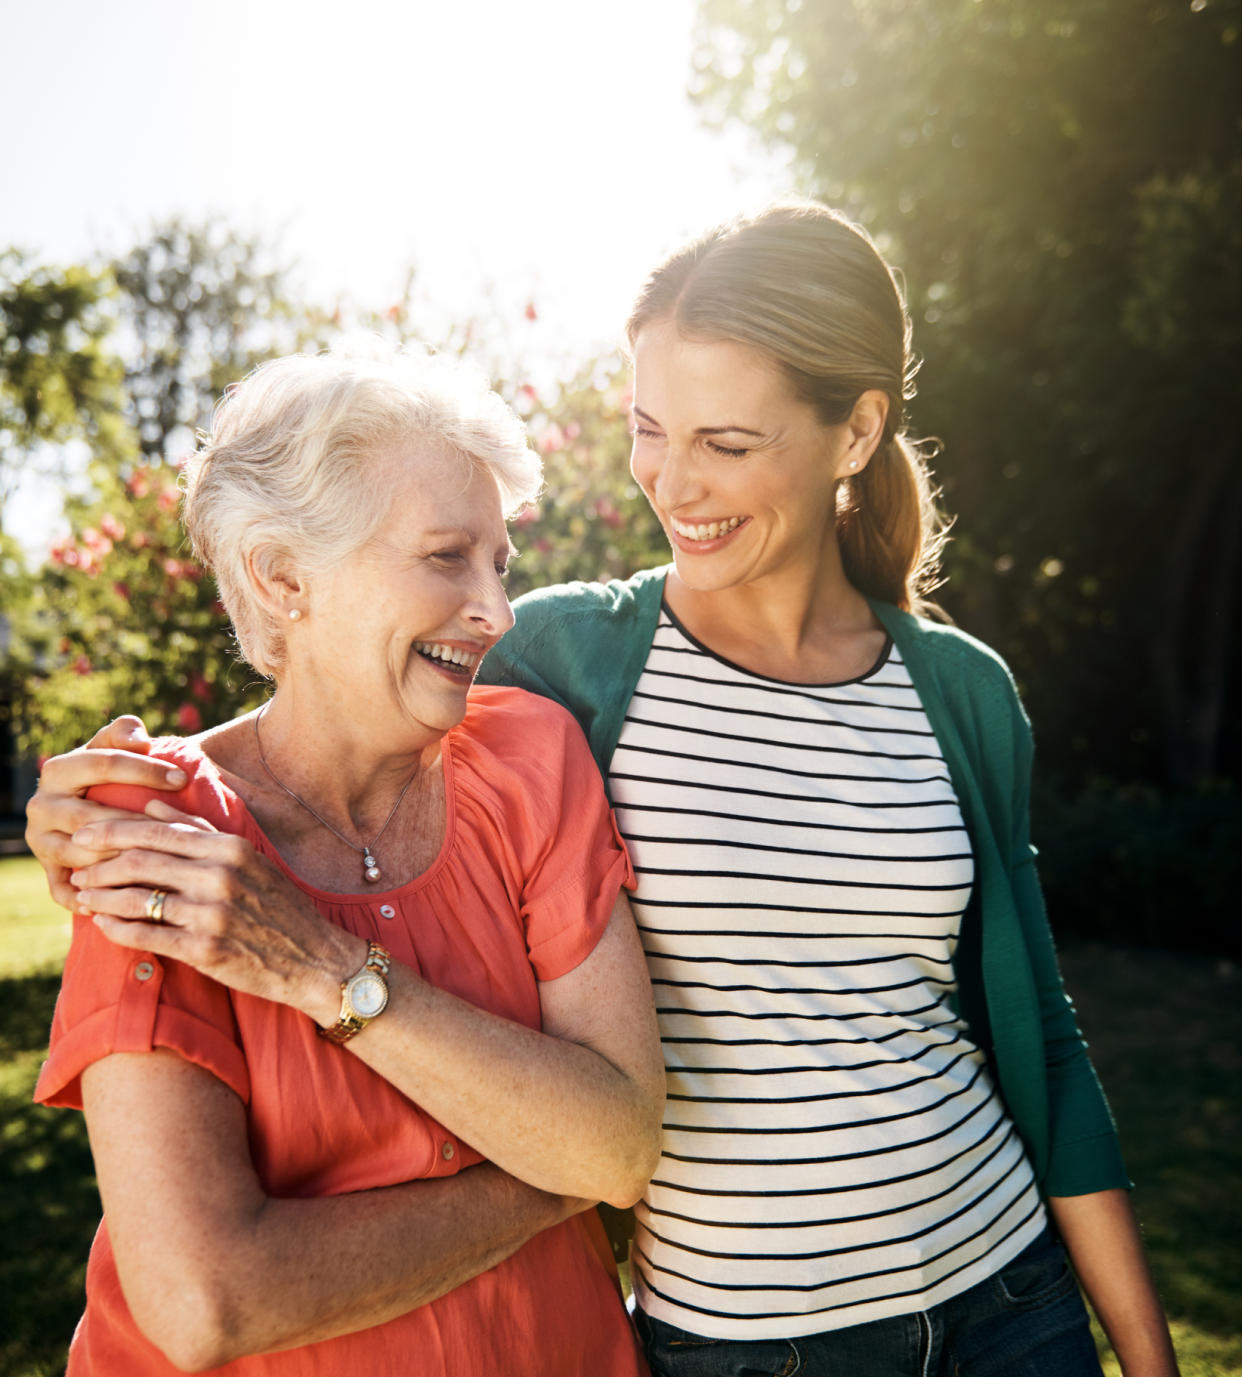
[{"left": 706, "top": 440, "right": 749, "bottom": 458}]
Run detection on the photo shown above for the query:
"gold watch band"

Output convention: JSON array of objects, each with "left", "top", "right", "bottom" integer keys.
[{"left": 318, "top": 940, "right": 392, "bottom": 1045}]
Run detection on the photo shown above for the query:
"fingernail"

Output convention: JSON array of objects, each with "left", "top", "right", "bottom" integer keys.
[
  {"left": 71, "top": 830, "right": 96, "bottom": 846},
  {"left": 165, "top": 769, "right": 187, "bottom": 786}
]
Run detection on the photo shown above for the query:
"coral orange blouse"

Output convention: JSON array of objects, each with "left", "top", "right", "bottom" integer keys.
[{"left": 36, "top": 687, "right": 646, "bottom": 1376}]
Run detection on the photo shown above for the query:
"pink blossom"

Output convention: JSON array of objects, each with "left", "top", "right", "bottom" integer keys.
[
  {"left": 72, "top": 655, "right": 92, "bottom": 676},
  {"left": 565, "top": 422, "right": 581, "bottom": 441},
  {"left": 524, "top": 301, "right": 538, "bottom": 322},
  {"left": 100, "top": 513, "right": 126, "bottom": 540},
  {"left": 513, "top": 505, "right": 540, "bottom": 528},
  {"left": 157, "top": 488, "right": 178, "bottom": 512},
  {"left": 189, "top": 674, "right": 211, "bottom": 701},
  {"left": 60, "top": 547, "right": 80, "bottom": 568},
  {"left": 127, "top": 471, "right": 150, "bottom": 499},
  {"left": 113, "top": 581, "right": 131, "bottom": 602},
  {"left": 519, "top": 382, "right": 539, "bottom": 402},
  {"left": 534, "top": 538, "right": 552, "bottom": 554},
  {"left": 177, "top": 703, "right": 203, "bottom": 732},
  {"left": 594, "top": 497, "right": 623, "bottom": 530},
  {"left": 538, "top": 424, "right": 566, "bottom": 455}
]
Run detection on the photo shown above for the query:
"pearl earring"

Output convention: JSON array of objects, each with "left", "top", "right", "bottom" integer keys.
[
  {"left": 288, "top": 608, "right": 302, "bottom": 622},
  {"left": 848, "top": 460, "right": 859, "bottom": 471}
]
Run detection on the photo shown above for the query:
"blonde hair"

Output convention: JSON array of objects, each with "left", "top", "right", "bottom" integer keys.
[
  {"left": 182, "top": 348, "right": 542, "bottom": 676},
  {"left": 626, "top": 201, "right": 946, "bottom": 612}
]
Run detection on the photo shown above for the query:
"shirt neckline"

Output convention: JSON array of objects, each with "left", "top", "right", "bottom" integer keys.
[
  {"left": 182, "top": 733, "right": 459, "bottom": 906},
  {"left": 659, "top": 599, "right": 895, "bottom": 689}
]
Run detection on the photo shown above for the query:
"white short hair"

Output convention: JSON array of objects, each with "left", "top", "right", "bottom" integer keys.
[{"left": 182, "top": 347, "right": 542, "bottom": 676}]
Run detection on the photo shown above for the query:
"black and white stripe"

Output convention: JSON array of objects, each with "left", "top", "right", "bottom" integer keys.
[{"left": 614, "top": 609, "right": 1045, "bottom": 1340}]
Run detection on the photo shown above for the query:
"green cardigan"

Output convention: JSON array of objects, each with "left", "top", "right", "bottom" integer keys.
[{"left": 479, "top": 565, "right": 1129, "bottom": 1198}]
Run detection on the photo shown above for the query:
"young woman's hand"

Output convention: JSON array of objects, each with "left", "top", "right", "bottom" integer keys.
[{"left": 25, "top": 717, "right": 187, "bottom": 909}]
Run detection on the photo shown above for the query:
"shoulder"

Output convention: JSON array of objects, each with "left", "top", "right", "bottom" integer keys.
[
  {"left": 461, "top": 684, "right": 585, "bottom": 741},
  {"left": 451, "top": 687, "right": 609, "bottom": 826},
  {"left": 872, "top": 600, "right": 1026, "bottom": 718},
  {"left": 508, "top": 565, "right": 668, "bottom": 640},
  {"left": 88, "top": 735, "right": 246, "bottom": 831}
]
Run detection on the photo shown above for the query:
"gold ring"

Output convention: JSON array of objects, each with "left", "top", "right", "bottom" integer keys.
[{"left": 144, "top": 889, "right": 168, "bottom": 923}]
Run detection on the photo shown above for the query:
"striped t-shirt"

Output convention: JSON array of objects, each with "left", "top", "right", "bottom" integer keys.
[{"left": 613, "top": 607, "right": 1046, "bottom": 1340}]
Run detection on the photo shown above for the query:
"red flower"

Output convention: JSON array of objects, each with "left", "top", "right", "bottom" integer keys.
[
  {"left": 72, "top": 655, "right": 92, "bottom": 676},
  {"left": 127, "top": 471, "right": 150, "bottom": 499},
  {"left": 189, "top": 674, "right": 212, "bottom": 700},
  {"left": 100, "top": 513, "right": 127, "bottom": 540},
  {"left": 594, "top": 497, "right": 623, "bottom": 530},
  {"left": 177, "top": 703, "right": 203, "bottom": 732},
  {"left": 524, "top": 301, "right": 538, "bottom": 322}
]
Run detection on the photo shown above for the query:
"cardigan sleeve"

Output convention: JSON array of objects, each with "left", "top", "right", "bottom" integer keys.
[
  {"left": 996, "top": 669, "right": 1134, "bottom": 1195},
  {"left": 1007, "top": 716, "right": 1131, "bottom": 1194}
]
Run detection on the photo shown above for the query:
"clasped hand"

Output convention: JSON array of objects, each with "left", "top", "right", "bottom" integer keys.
[{"left": 70, "top": 802, "right": 359, "bottom": 1017}]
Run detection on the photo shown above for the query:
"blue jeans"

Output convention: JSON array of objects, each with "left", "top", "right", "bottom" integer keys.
[{"left": 635, "top": 1227, "right": 1104, "bottom": 1377}]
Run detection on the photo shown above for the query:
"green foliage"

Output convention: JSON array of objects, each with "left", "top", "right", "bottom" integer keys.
[
  {"left": 507, "top": 357, "right": 668, "bottom": 598},
  {"left": 692, "top": 0, "right": 1242, "bottom": 789},
  {"left": 16, "top": 460, "right": 265, "bottom": 756},
  {"left": 1035, "top": 779, "right": 1242, "bottom": 955},
  {"left": 4, "top": 222, "right": 307, "bottom": 754},
  {"left": 0, "top": 253, "right": 124, "bottom": 526}
]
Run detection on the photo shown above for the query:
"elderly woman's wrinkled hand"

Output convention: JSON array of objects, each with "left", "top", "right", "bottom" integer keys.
[
  {"left": 68, "top": 810, "right": 360, "bottom": 1018},
  {"left": 26, "top": 716, "right": 188, "bottom": 911}
]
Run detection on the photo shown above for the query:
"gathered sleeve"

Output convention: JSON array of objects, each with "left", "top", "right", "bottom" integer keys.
[
  {"left": 459, "top": 689, "right": 636, "bottom": 984},
  {"left": 33, "top": 740, "right": 251, "bottom": 1111}
]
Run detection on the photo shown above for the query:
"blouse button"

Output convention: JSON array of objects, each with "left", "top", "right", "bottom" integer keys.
[
  {"left": 134, "top": 962, "right": 155, "bottom": 981},
  {"left": 441, "top": 1141, "right": 456, "bottom": 1162},
  {"left": 379, "top": 905, "right": 396, "bottom": 920}
]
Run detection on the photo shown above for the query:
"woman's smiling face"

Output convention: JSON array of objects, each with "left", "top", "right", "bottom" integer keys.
[
  {"left": 292, "top": 441, "right": 515, "bottom": 745},
  {"left": 629, "top": 322, "right": 859, "bottom": 597}
]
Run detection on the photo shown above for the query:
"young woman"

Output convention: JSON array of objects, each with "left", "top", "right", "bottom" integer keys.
[{"left": 28, "top": 203, "right": 1178, "bottom": 1376}]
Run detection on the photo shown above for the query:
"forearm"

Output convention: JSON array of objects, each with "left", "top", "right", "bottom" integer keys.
[
  {"left": 1049, "top": 1190, "right": 1180, "bottom": 1377},
  {"left": 85, "top": 1051, "right": 581, "bottom": 1371},
  {"left": 207, "top": 1164, "right": 576, "bottom": 1365},
  {"left": 342, "top": 965, "right": 658, "bottom": 1206}
]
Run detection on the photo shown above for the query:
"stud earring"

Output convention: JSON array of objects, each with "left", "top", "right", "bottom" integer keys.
[
  {"left": 848, "top": 460, "right": 859, "bottom": 471},
  {"left": 288, "top": 608, "right": 302, "bottom": 622}
]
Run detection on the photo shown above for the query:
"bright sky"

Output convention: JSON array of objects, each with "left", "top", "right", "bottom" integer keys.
[{"left": 3, "top": 0, "right": 793, "bottom": 551}]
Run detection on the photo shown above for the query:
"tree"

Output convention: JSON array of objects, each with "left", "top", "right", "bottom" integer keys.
[
  {"left": 691, "top": 0, "right": 1242, "bottom": 787},
  {"left": 0, "top": 253, "right": 123, "bottom": 535},
  {"left": 11, "top": 223, "right": 306, "bottom": 755}
]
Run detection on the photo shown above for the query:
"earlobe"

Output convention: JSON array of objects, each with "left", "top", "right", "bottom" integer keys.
[
  {"left": 839, "top": 390, "right": 890, "bottom": 479},
  {"left": 245, "top": 546, "right": 306, "bottom": 622}
]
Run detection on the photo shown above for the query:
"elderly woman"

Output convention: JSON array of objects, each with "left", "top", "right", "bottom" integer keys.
[{"left": 31, "top": 350, "right": 664, "bottom": 1375}]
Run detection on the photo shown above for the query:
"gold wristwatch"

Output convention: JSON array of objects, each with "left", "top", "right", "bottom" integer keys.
[{"left": 318, "top": 941, "right": 391, "bottom": 1044}]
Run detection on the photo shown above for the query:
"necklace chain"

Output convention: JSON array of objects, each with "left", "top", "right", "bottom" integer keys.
[{"left": 253, "top": 706, "right": 418, "bottom": 884}]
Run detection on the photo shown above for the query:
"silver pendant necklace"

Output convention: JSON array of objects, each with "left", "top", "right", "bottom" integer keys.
[{"left": 253, "top": 706, "right": 418, "bottom": 884}]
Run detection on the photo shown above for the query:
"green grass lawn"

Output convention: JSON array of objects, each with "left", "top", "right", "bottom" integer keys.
[{"left": 1, "top": 855, "right": 1238, "bottom": 1375}]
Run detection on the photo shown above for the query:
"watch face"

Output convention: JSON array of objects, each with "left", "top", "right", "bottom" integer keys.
[{"left": 348, "top": 972, "right": 388, "bottom": 1019}]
